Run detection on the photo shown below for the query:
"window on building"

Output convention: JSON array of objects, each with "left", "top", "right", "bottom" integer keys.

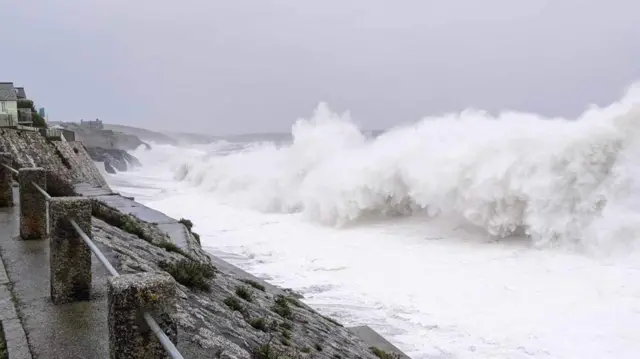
[{"left": 1, "top": 102, "right": 6, "bottom": 112}]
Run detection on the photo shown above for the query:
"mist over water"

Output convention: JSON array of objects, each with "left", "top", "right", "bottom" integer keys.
[{"left": 108, "top": 83, "right": 640, "bottom": 358}]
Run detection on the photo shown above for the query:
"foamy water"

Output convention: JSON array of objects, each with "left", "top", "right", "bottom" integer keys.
[{"left": 107, "top": 86, "right": 640, "bottom": 358}]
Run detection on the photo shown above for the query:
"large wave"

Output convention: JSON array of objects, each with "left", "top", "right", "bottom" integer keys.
[{"left": 136, "top": 84, "right": 640, "bottom": 250}]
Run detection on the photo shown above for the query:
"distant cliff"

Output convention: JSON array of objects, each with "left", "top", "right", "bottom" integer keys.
[
  {"left": 102, "top": 123, "right": 179, "bottom": 145},
  {"left": 63, "top": 122, "right": 225, "bottom": 146},
  {"left": 103, "top": 124, "right": 221, "bottom": 146},
  {"left": 56, "top": 122, "right": 150, "bottom": 151}
]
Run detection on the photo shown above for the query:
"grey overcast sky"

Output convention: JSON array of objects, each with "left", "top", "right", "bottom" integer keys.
[{"left": 3, "top": 0, "right": 640, "bottom": 135}]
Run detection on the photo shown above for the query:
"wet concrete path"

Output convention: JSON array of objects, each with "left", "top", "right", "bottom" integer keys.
[{"left": 0, "top": 190, "right": 111, "bottom": 359}]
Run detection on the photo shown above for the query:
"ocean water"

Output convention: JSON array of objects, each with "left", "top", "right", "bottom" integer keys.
[{"left": 105, "top": 88, "right": 640, "bottom": 359}]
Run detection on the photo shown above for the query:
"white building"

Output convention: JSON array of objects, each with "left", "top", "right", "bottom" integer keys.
[{"left": 0, "top": 82, "right": 18, "bottom": 127}]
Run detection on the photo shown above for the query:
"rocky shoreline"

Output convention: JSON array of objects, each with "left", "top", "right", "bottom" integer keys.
[{"left": 85, "top": 147, "right": 142, "bottom": 173}]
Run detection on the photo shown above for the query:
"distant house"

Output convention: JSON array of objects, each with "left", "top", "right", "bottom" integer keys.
[
  {"left": 80, "top": 118, "right": 104, "bottom": 130},
  {"left": 15, "top": 87, "right": 26, "bottom": 99},
  {"left": 0, "top": 82, "right": 18, "bottom": 127},
  {"left": 17, "top": 108, "right": 33, "bottom": 125}
]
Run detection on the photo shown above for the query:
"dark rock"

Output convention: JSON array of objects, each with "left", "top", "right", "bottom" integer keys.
[
  {"left": 112, "top": 158, "right": 127, "bottom": 172},
  {"left": 104, "top": 161, "right": 116, "bottom": 174},
  {"left": 86, "top": 147, "right": 141, "bottom": 172},
  {"left": 123, "top": 151, "right": 142, "bottom": 167}
]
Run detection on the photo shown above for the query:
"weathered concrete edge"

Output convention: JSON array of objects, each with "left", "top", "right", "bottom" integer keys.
[
  {"left": 0, "top": 253, "right": 33, "bottom": 359},
  {"left": 76, "top": 185, "right": 411, "bottom": 358},
  {"left": 348, "top": 326, "right": 411, "bottom": 359}
]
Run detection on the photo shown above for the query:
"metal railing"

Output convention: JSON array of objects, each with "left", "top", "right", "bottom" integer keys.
[
  {"left": 32, "top": 181, "right": 51, "bottom": 200},
  {"left": 1, "top": 163, "right": 18, "bottom": 175},
  {"left": 69, "top": 220, "right": 184, "bottom": 359},
  {"left": 2, "top": 162, "right": 184, "bottom": 359}
]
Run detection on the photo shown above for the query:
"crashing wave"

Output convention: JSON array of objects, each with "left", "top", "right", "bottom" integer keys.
[{"left": 137, "top": 85, "right": 640, "bottom": 249}]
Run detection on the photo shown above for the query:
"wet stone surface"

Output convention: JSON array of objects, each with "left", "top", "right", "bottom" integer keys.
[
  {"left": 18, "top": 167, "right": 47, "bottom": 240},
  {"left": 0, "top": 128, "right": 110, "bottom": 191},
  {"left": 0, "top": 152, "right": 14, "bottom": 207},
  {"left": 108, "top": 272, "right": 178, "bottom": 359},
  {"left": 49, "top": 197, "right": 93, "bottom": 304}
]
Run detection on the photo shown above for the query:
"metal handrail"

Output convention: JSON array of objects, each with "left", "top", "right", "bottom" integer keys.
[
  {"left": 32, "top": 182, "right": 51, "bottom": 200},
  {"left": 143, "top": 312, "right": 185, "bottom": 359},
  {"left": 70, "top": 220, "right": 120, "bottom": 277},
  {"left": 1, "top": 167, "right": 50, "bottom": 201},
  {"left": 1, "top": 165, "right": 51, "bottom": 201},
  {"left": 1, "top": 163, "right": 18, "bottom": 175},
  {"left": 69, "top": 220, "right": 184, "bottom": 359}
]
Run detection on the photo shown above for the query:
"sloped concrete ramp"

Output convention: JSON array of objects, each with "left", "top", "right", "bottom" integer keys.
[{"left": 74, "top": 183, "right": 189, "bottom": 249}]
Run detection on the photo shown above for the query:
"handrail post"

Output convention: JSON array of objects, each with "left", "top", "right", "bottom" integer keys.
[
  {"left": 108, "top": 272, "right": 178, "bottom": 359},
  {"left": 0, "top": 153, "right": 13, "bottom": 207},
  {"left": 18, "top": 167, "right": 47, "bottom": 239},
  {"left": 49, "top": 197, "right": 92, "bottom": 304}
]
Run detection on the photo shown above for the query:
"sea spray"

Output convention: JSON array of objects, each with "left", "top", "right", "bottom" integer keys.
[{"left": 131, "top": 85, "right": 640, "bottom": 251}]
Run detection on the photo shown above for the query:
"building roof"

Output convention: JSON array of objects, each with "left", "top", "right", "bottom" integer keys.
[
  {"left": 15, "top": 87, "right": 26, "bottom": 99},
  {"left": 0, "top": 82, "right": 17, "bottom": 101}
]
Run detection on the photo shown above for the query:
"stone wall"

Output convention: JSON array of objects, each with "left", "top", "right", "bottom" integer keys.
[
  {"left": 0, "top": 128, "right": 109, "bottom": 194},
  {"left": 55, "top": 141, "right": 109, "bottom": 188}
]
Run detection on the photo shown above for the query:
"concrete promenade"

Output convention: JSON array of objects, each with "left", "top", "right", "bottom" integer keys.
[
  {"left": 0, "top": 190, "right": 111, "bottom": 359},
  {"left": 0, "top": 227, "right": 30, "bottom": 359},
  {"left": 0, "top": 188, "right": 210, "bottom": 358}
]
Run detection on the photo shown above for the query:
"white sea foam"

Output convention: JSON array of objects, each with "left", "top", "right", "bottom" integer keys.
[{"left": 135, "top": 84, "right": 640, "bottom": 253}]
